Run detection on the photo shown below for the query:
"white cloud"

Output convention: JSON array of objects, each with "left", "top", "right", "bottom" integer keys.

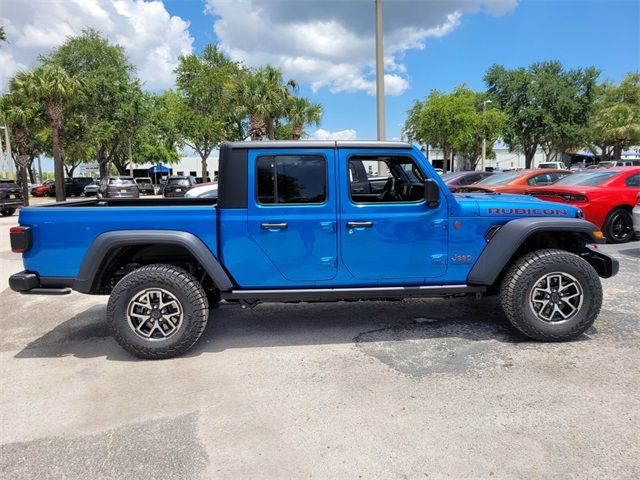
[
  {"left": 0, "top": 0, "right": 193, "bottom": 91},
  {"left": 205, "top": 0, "right": 517, "bottom": 96},
  {"left": 309, "top": 128, "right": 358, "bottom": 141}
]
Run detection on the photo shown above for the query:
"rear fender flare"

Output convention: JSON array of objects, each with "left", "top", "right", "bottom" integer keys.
[{"left": 74, "top": 230, "right": 234, "bottom": 293}]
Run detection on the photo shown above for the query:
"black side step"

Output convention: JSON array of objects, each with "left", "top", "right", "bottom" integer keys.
[{"left": 221, "top": 284, "right": 485, "bottom": 303}]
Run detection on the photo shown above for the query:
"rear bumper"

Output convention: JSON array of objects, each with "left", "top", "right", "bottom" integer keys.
[
  {"left": 0, "top": 200, "right": 24, "bottom": 208},
  {"left": 9, "top": 271, "right": 72, "bottom": 295}
]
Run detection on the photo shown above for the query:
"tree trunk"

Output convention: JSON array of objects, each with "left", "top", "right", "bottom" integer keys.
[
  {"left": 524, "top": 143, "right": 537, "bottom": 169},
  {"left": 198, "top": 154, "right": 205, "bottom": 182},
  {"left": 266, "top": 116, "right": 275, "bottom": 140},
  {"left": 249, "top": 113, "right": 265, "bottom": 141},
  {"left": 48, "top": 101, "right": 66, "bottom": 202},
  {"left": 291, "top": 123, "right": 303, "bottom": 140},
  {"left": 613, "top": 143, "right": 623, "bottom": 159}
]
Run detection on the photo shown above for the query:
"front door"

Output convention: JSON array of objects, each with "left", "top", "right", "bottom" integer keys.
[
  {"left": 247, "top": 149, "right": 338, "bottom": 282},
  {"left": 339, "top": 149, "right": 448, "bottom": 281}
]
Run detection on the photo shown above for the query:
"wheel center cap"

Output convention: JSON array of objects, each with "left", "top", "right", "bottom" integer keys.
[
  {"left": 150, "top": 310, "right": 161, "bottom": 319},
  {"left": 550, "top": 293, "right": 560, "bottom": 303}
]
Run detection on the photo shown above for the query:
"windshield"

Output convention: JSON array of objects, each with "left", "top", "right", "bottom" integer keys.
[
  {"left": 475, "top": 171, "right": 524, "bottom": 185},
  {"left": 108, "top": 177, "right": 135, "bottom": 186},
  {"left": 168, "top": 178, "right": 190, "bottom": 187},
  {"left": 553, "top": 171, "right": 617, "bottom": 186},
  {"left": 598, "top": 161, "right": 616, "bottom": 168}
]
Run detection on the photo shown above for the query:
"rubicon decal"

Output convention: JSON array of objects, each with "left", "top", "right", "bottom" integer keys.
[{"left": 487, "top": 207, "right": 568, "bottom": 216}]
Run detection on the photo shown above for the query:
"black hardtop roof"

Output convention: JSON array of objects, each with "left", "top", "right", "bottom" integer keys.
[{"left": 222, "top": 140, "right": 413, "bottom": 150}]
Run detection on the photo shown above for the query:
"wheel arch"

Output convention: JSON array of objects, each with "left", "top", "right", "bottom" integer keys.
[
  {"left": 468, "top": 218, "right": 611, "bottom": 286},
  {"left": 74, "top": 230, "right": 234, "bottom": 294}
]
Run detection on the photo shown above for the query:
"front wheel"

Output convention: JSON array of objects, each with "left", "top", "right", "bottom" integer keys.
[
  {"left": 107, "top": 264, "right": 209, "bottom": 359},
  {"left": 500, "top": 249, "right": 602, "bottom": 341},
  {"left": 0, "top": 208, "right": 16, "bottom": 216}
]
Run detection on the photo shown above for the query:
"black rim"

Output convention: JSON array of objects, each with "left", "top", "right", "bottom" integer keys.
[{"left": 609, "top": 211, "right": 633, "bottom": 241}]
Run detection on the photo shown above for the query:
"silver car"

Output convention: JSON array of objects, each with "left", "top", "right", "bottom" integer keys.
[{"left": 633, "top": 193, "right": 640, "bottom": 239}]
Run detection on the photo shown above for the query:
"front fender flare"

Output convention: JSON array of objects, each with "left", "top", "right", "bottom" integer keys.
[
  {"left": 467, "top": 218, "right": 604, "bottom": 285},
  {"left": 74, "top": 230, "right": 234, "bottom": 293}
]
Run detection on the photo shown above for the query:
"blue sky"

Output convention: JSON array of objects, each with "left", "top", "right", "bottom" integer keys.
[
  {"left": 169, "top": 0, "right": 639, "bottom": 141},
  {"left": 2, "top": 0, "right": 639, "bottom": 154}
]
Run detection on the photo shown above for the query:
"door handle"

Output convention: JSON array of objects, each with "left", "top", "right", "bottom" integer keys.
[
  {"left": 347, "top": 221, "right": 373, "bottom": 228},
  {"left": 261, "top": 222, "right": 288, "bottom": 230}
]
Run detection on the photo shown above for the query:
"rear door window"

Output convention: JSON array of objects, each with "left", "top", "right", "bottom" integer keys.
[{"left": 257, "top": 155, "right": 327, "bottom": 204}]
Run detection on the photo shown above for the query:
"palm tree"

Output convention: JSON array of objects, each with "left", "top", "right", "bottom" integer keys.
[
  {"left": 12, "top": 65, "right": 81, "bottom": 201},
  {"left": 238, "top": 67, "right": 298, "bottom": 141},
  {"left": 237, "top": 72, "right": 270, "bottom": 141},
  {"left": 0, "top": 93, "right": 39, "bottom": 206},
  {"left": 286, "top": 97, "right": 323, "bottom": 140}
]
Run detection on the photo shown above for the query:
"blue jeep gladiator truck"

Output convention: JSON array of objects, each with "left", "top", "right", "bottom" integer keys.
[{"left": 9, "top": 141, "right": 618, "bottom": 359}]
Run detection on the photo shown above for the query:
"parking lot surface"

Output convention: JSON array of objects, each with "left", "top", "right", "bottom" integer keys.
[{"left": 1, "top": 213, "right": 639, "bottom": 479}]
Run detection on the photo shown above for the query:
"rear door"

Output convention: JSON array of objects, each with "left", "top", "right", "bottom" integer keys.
[{"left": 247, "top": 149, "right": 338, "bottom": 281}]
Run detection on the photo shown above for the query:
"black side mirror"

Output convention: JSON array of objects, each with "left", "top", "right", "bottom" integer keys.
[{"left": 424, "top": 179, "right": 440, "bottom": 208}]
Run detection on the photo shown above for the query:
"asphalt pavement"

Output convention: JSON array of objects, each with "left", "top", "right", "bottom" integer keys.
[{"left": 1, "top": 212, "right": 639, "bottom": 479}]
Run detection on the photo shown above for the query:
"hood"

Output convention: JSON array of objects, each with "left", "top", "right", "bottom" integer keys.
[{"left": 454, "top": 192, "right": 580, "bottom": 218}]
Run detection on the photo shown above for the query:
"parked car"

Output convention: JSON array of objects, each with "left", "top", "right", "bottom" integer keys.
[
  {"left": 31, "top": 180, "right": 54, "bottom": 197},
  {"left": 633, "top": 193, "right": 640, "bottom": 240},
  {"left": 163, "top": 176, "right": 197, "bottom": 197},
  {"left": 135, "top": 177, "right": 155, "bottom": 195},
  {"left": 597, "top": 160, "right": 640, "bottom": 168},
  {"left": 456, "top": 169, "right": 570, "bottom": 194},
  {"left": 538, "top": 161, "right": 568, "bottom": 169},
  {"left": 83, "top": 180, "right": 101, "bottom": 197},
  {"left": 0, "top": 179, "right": 24, "bottom": 216},
  {"left": 48, "top": 177, "right": 94, "bottom": 197},
  {"left": 185, "top": 182, "right": 218, "bottom": 199},
  {"left": 9, "top": 140, "right": 618, "bottom": 359},
  {"left": 441, "top": 171, "right": 495, "bottom": 192},
  {"left": 98, "top": 177, "right": 140, "bottom": 198},
  {"left": 528, "top": 167, "right": 640, "bottom": 243}
]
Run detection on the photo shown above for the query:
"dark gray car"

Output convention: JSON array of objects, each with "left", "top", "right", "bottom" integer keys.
[{"left": 99, "top": 177, "right": 140, "bottom": 198}]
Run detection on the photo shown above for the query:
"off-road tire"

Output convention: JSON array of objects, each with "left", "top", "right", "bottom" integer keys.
[
  {"left": 0, "top": 208, "right": 16, "bottom": 216},
  {"left": 603, "top": 207, "right": 634, "bottom": 244},
  {"left": 107, "top": 264, "right": 209, "bottom": 359},
  {"left": 500, "top": 249, "right": 602, "bottom": 341}
]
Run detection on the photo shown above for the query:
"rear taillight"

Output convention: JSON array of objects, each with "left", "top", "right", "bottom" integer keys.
[
  {"left": 561, "top": 193, "right": 588, "bottom": 202},
  {"left": 10, "top": 226, "right": 32, "bottom": 253}
]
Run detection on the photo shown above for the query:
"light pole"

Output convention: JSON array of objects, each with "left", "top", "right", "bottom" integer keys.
[
  {"left": 375, "top": 0, "right": 387, "bottom": 177},
  {"left": 0, "top": 125, "right": 15, "bottom": 180},
  {"left": 481, "top": 99, "right": 492, "bottom": 172}
]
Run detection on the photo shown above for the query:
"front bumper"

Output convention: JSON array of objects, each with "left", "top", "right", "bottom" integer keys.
[
  {"left": 633, "top": 206, "right": 640, "bottom": 238},
  {"left": 9, "top": 271, "right": 72, "bottom": 295},
  {"left": 582, "top": 244, "right": 619, "bottom": 278}
]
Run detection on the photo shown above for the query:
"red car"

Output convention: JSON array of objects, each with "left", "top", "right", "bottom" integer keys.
[
  {"left": 31, "top": 180, "right": 54, "bottom": 197},
  {"left": 456, "top": 169, "right": 570, "bottom": 194},
  {"left": 528, "top": 167, "right": 640, "bottom": 243}
]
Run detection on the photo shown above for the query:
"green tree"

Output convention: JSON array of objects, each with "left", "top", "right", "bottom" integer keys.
[
  {"left": 485, "top": 61, "right": 599, "bottom": 168},
  {"left": 175, "top": 44, "right": 244, "bottom": 179},
  {"left": 44, "top": 29, "right": 139, "bottom": 179},
  {"left": 587, "top": 73, "right": 640, "bottom": 159},
  {"left": 0, "top": 26, "right": 6, "bottom": 44},
  {"left": 404, "top": 86, "right": 504, "bottom": 172},
  {"left": 10, "top": 66, "right": 81, "bottom": 201},
  {"left": 0, "top": 91, "right": 41, "bottom": 205},
  {"left": 286, "top": 96, "right": 323, "bottom": 140}
]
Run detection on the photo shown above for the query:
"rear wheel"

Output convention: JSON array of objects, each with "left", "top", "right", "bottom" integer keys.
[
  {"left": 603, "top": 207, "right": 634, "bottom": 243},
  {"left": 501, "top": 249, "right": 602, "bottom": 341},
  {"left": 107, "top": 264, "right": 209, "bottom": 359},
  {"left": 0, "top": 208, "right": 16, "bottom": 216}
]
